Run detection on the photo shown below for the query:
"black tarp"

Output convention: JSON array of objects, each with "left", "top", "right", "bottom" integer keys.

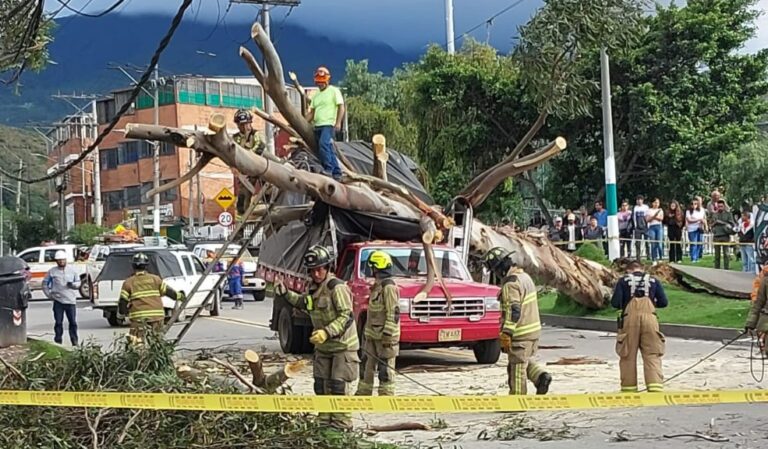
[
  {"left": 97, "top": 250, "right": 184, "bottom": 281},
  {"left": 258, "top": 203, "right": 424, "bottom": 276}
]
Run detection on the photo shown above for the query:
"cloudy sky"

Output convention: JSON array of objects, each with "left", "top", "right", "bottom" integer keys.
[{"left": 51, "top": 0, "right": 768, "bottom": 54}]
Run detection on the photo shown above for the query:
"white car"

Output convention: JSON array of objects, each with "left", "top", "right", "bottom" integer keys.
[
  {"left": 82, "top": 243, "right": 143, "bottom": 299},
  {"left": 192, "top": 243, "right": 267, "bottom": 301},
  {"left": 93, "top": 247, "right": 223, "bottom": 327},
  {"left": 16, "top": 244, "right": 87, "bottom": 291}
]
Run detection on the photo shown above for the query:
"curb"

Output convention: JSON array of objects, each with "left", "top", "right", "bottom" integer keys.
[{"left": 541, "top": 314, "right": 742, "bottom": 342}]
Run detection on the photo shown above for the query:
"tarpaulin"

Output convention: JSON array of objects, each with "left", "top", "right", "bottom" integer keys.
[{"left": 96, "top": 250, "right": 184, "bottom": 281}]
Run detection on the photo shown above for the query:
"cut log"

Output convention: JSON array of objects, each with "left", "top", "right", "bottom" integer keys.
[
  {"left": 244, "top": 349, "right": 265, "bottom": 387},
  {"left": 372, "top": 134, "right": 388, "bottom": 181},
  {"left": 288, "top": 71, "right": 307, "bottom": 115},
  {"left": 245, "top": 350, "right": 306, "bottom": 393}
]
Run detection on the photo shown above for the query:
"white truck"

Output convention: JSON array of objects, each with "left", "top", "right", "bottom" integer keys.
[{"left": 16, "top": 244, "right": 87, "bottom": 292}]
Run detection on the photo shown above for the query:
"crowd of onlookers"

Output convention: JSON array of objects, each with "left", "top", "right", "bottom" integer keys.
[{"left": 530, "top": 190, "right": 758, "bottom": 273}]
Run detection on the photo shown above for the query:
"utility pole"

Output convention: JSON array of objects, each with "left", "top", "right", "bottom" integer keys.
[
  {"left": 15, "top": 159, "right": 22, "bottom": 213},
  {"left": 91, "top": 101, "right": 102, "bottom": 226},
  {"left": 153, "top": 65, "right": 161, "bottom": 236},
  {"left": 445, "top": 0, "right": 455, "bottom": 54},
  {"left": 1, "top": 173, "right": 4, "bottom": 256},
  {"left": 600, "top": 48, "right": 619, "bottom": 261}
]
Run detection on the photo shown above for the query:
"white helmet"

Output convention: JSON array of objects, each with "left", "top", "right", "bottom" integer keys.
[{"left": 54, "top": 250, "right": 67, "bottom": 261}]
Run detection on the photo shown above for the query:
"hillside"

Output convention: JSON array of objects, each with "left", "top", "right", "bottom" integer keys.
[
  {"left": 0, "top": 125, "right": 50, "bottom": 216},
  {"left": 0, "top": 13, "right": 414, "bottom": 126}
]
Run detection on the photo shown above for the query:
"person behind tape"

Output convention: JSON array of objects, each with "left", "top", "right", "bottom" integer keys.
[
  {"left": 274, "top": 245, "right": 359, "bottom": 430},
  {"left": 118, "top": 253, "right": 185, "bottom": 339},
  {"left": 483, "top": 247, "right": 552, "bottom": 395},
  {"left": 356, "top": 250, "right": 400, "bottom": 396},
  {"left": 42, "top": 250, "right": 81, "bottom": 346},
  {"left": 611, "top": 259, "right": 668, "bottom": 392}
]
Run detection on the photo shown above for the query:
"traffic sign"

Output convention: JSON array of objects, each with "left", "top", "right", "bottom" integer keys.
[
  {"left": 218, "top": 211, "right": 234, "bottom": 227},
  {"left": 214, "top": 187, "right": 235, "bottom": 210}
]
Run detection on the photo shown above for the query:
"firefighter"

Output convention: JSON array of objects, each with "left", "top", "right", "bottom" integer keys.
[
  {"left": 746, "top": 272, "right": 768, "bottom": 354},
  {"left": 232, "top": 109, "right": 266, "bottom": 216},
  {"left": 118, "top": 253, "right": 185, "bottom": 339},
  {"left": 483, "top": 247, "right": 552, "bottom": 395},
  {"left": 356, "top": 250, "right": 400, "bottom": 396},
  {"left": 274, "top": 245, "right": 359, "bottom": 430},
  {"left": 611, "top": 259, "right": 668, "bottom": 392}
]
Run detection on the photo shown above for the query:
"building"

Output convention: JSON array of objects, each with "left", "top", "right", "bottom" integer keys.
[{"left": 46, "top": 75, "right": 307, "bottom": 241}]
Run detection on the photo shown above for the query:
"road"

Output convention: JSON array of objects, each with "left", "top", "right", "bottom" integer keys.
[{"left": 24, "top": 292, "right": 768, "bottom": 448}]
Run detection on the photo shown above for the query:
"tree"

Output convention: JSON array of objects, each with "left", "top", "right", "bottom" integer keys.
[
  {"left": 722, "top": 134, "right": 768, "bottom": 208},
  {"left": 0, "top": 1, "right": 53, "bottom": 83},
  {"left": 546, "top": 0, "right": 768, "bottom": 208},
  {"left": 124, "top": 1, "right": 653, "bottom": 310},
  {"left": 68, "top": 223, "right": 108, "bottom": 246},
  {"left": 9, "top": 211, "right": 56, "bottom": 251}
]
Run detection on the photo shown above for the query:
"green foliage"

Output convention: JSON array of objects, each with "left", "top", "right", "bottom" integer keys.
[
  {"left": 340, "top": 59, "right": 401, "bottom": 110},
  {"left": 722, "top": 135, "right": 768, "bottom": 208},
  {"left": 0, "top": 124, "right": 49, "bottom": 216},
  {"left": 345, "top": 97, "right": 416, "bottom": 155},
  {"left": 9, "top": 211, "right": 56, "bottom": 251},
  {"left": 67, "top": 223, "right": 108, "bottom": 246},
  {"left": 573, "top": 242, "right": 608, "bottom": 265},
  {"left": 0, "top": 332, "right": 368, "bottom": 449},
  {"left": 547, "top": 0, "right": 768, "bottom": 207},
  {"left": 0, "top": 2, "right": 53, "bottom": 78}
]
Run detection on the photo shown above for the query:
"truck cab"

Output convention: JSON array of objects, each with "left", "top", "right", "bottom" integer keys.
[{"left": 266, "top": 241, "right": 502, "bottom": 364}]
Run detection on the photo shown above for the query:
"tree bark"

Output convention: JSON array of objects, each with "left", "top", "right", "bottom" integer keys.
[
  {"left": 372, "top": 134, "right": 388, "bottom": 181},
  {"left": 245, "top": 350, "right": 306, "bottom": 393}
]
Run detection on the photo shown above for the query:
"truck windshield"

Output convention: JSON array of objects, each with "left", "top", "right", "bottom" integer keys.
[{"left": 359, "top": 248, "right": 471, "bottom": 281}]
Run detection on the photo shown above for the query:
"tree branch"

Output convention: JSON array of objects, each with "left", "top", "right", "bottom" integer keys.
[{"left": 146, "top": 152, "right": 212, "bottom": 198}]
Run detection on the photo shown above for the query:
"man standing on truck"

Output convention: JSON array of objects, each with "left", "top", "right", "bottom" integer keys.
[
  {"left": 356, "top": 250, "right": 400, "bottom": 396},
  {"left": 274, "top": 245, "right": 359, "bottom": 430},
  {"left": 118, "top": 253, "right": 185, "bottom": 339},
  {"left": 483, "top": 247, "right": 552, "bottom": 396},
  {"left": 43, "top": 250, "right": 81, "bottom": 346},
  {"left": 305, "top": 66, "right": 345, "bottom": 181},
  {"left": 611, "top": 259, "right": 668, "bottom": 392}
]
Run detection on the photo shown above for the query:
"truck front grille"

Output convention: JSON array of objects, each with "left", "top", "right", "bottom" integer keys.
[{"left": 410, "top": 297, "right": 485, "bottom": 319}]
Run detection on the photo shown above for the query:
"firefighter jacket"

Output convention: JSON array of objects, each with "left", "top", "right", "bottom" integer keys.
[
  {"left": 746, "top": 276, "right": 768, "bottom": 332},
  {"left": 364, "top": 277, "right": 400, "bottom": 344},
  {"left": 498, "top": 267, "right": 541, "bottom": 341},
  {"left": 234, "top": 130, "right": 265, "bottom": 155},
  {"left": 281, "top": 274, "right": 359, "bottom": 353},
  {"left": 611, "top": 271, "right": 668, "bottom": 310},
  {"left": 119, "top": 271, "right": 180, "bottom": 321}
]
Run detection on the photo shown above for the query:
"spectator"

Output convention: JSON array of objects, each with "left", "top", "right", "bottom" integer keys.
[
  {"left": 706, "top": 190, "right": 730, "bottom": 215},
  {"left": 578, "top": 206, "right": 590, "bottom": 231},
  {"left": 630, "top": 195, "right": 650, "bottom": 261},
  {"left": 711, "top": 199, "right": 736, "bottom": 270},
  {"left": 664, "top": 200, "right": 684, "bottom": 263},
  {"left": 618, "top": 200, "right": 632, "bottom": 257},
  {"left": 686, "top": 198, "right": 706, "bottom": 263},
  {"left": 583, "top": 216, "right": 605, "bottom": 246},
  {"left": 647, "top": 198, "right": 664, "bottom": 264},
  {"left": 593, "top": 201, "right": 608, "bottom": 228},
  {"left": 548, "top": 216, "right": 565, "bottom": 243},
  {"left": 738, "top": 210, "right": 756, "bottom": 274},
  {"left": 564, "top": 214, "right": 583, "bottom": 252}
]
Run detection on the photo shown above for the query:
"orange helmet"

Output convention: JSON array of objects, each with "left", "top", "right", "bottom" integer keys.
[{"left": 314, "top": 66, "right": 331, "bottom": 84}]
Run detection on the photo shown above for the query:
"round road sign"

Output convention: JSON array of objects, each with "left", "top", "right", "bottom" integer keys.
[{"left": 218, "top": 211, "right": 234, "bottom": 226}]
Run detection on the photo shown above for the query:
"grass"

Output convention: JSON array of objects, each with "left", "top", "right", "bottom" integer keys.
[
  {"left": 27, "top": 339, "right": 69, "bottom": 360},
  {"left": 539, "top": 283, "right": 750, "bottom": 329},
  {"left": 676, "top": 254, "right": 744, "bottom": 271}
]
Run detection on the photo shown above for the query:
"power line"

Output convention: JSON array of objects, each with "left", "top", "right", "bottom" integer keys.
[
  {"left": 0, "top": 0, "right": 195, "bottom": 185},
  {"left": 54, "top": 0, "right": 128, "bottom": 18},
  {"left": 452, "top": 0, "right": 528, "bottom": 45}
]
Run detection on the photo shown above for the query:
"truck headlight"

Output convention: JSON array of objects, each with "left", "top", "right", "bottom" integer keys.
[
  {"left": 398, "top": 298, "right": 410, "bottom": 313},
  {"left": 484, "top": 297, "right": 500, "bottom": 311}
]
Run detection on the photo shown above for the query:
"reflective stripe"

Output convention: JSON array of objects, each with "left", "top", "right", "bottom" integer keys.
[
  {"left": 513, "top": 322, "right": 542, "bottom": 336},
  {"left": 521, "top": 293, "right": 537, "bottom": 306},
  {"left": 159, "top": 282, "right": 167, "bottom": 296},
  {"left": 120, "top": 290, "right": 129, "bottom": 300},
  {"left": 646, "top": 383, "right": 664, "bottom": 392},
  {"left": 621, "top": 386, "right": 638, "bottom": 392},
  {"left": 130, "top": 290, "right": 162, "bottom": 299},
  {"left": 129, "top": 310, "right": 165, "bottom": 319},
  {"left": 306, "top": 295, "right": 314, "bottom": 311}
]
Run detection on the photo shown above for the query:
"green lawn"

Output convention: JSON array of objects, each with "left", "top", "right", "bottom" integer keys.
[
  {"left": 539, "top": 283, "right": 750, "bottom": 329},
  {"left": 676, "top": 254, "right": 744, "bottom": 271}
]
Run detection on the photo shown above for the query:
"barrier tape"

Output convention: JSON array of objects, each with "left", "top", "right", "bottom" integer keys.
[
  {"left": 550, "top": 237, "right": 755, "bottom": 247},
  {"left": 1, "top": 389, "right": 768, "bottom": 413}
]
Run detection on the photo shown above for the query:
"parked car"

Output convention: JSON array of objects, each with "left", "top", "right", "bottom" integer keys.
[
  {"left": 92, "top": 247, "right": 223, "bottom": 327},
  {"left": 192, "top": 243, "right": 266, "bottom": 301},
  {"left": 82, "top": 243, "right": 143, "bottom": 299},
  {"left": 16, "top": 244, "right": 87, "bottom": 291},
  {"left": 262, "top": 241, "right": 502, "bottom": 364}
]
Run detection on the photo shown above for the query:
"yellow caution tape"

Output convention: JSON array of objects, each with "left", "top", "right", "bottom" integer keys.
[{"left": 1, "top": 389, "right": 768, "bottom": 413}]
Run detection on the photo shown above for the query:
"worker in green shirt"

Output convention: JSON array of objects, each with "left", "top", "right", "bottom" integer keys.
[{"left": 305, "top": 66, "right": 345, "bottom": 181}]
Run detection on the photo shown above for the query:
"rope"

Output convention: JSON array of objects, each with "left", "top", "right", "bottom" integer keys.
[
  {"left": 550, "top": 237, "right": 755, "bottom": 247},
  {"left": 359, "top": 344, "right": 446, "bottom": 396}
]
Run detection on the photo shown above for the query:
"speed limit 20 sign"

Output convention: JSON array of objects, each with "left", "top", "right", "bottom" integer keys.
[{"left": 218, "top": 211, "right": 234, "bottom": 226}]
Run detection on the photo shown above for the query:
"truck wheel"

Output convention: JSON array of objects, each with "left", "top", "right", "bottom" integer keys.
[
  {"left": 473, "top": 339, "right": 501, "bottom": 364},
  {"left": 252, "top": 290, "right": 266, "bottom": 302},
  {"left": 106, "top": 311, "right": 126, "bottom": 327},
  {"left": 79, "top": 276, "right": 90, "bottom": 299},
  {"left": 278, "top": 308, "right": 312, "bottom": 354},
  {"left": 209, "top": 290, "right": 221, "bottom": 317}
]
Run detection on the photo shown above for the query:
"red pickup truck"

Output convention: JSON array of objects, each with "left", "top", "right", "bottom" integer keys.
[{"left": 262, "top": 240, "right": 502, "bottom": 364}]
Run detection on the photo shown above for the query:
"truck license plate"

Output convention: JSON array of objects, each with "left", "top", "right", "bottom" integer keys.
[{"left": 438, "top": 328, "right": 462, "bottom": 342}]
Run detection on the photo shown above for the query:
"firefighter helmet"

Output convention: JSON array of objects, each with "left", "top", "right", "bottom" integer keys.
[
  {"left": 482, "top": 247, "right": 514, "bottom": 273},
  {"left": 313, "top": 66, "right": 331, "bottom": 84},
  {"left": 234, "top": 109, "right": 253, "bottom": 124},
  {"left": 367, "top": 250, "right": 393, "bottom": 271},
  {"left": 132, "top": 252, "right": 150, "bottom": 270},
  {"left": 303, "top": 245, "right": 332, "bottom": 269}
]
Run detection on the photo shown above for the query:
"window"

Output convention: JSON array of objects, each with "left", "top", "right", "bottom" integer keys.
[
  {"left": 206, "top": 80, "right": 221, "bottom": 106},
  {"left": 182, "top": 256, "right": 193, "bottom": 276},
  {"left": 337, "top": 252, "right": 355, "bottom": 281},
  {"left": 139, "top": 141, "right": 153, "bottom": 159},
  {"left": 118, "top": 141, "right": 139, "bottom": 165},
  {"left": 44, "top": 249, "right": 62, "bottom": 263},
  {"left": 160, "top": 142, "right": 176, "bottom": 156},
  {"left": 358, "top": 248, "right": 471, "bottom": 281},
  {"left": 125, "top": 185, "right": 141, "bottom": 207},
  {"left": 96, "top": 99, "right": 116, "bottom": 124},
  {"left": 114, "top": 91, "right": 135, "bottom": 114},
  {"left": 140, "top": 182, "right": 153, "bottom": 205},
  {"left": 177, "top": 78, "right": 206, "bottom": 105},
  {"left": 104, "top": 190, "right": 124, "bottom": 212},
  {"left": 160, "top": 179, "right": 178, "bottom": 202},
  {"left": 19, "top": 251, "right": 39, "bottom": 264},
  {"left": 192, "top": 257, "right": 206, "bottom": 275},
  {"left": 100, "top": 148, "right": 118, "bottom": 171}
]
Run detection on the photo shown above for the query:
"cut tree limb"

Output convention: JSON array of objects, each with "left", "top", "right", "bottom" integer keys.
[
  {"left": 250, "top": 107, "right": 304, "bottom": 144},
  {"left": 146, "top": 152, "right": 212, "bottom": 199},
  {"left": 372, "top": 134, "right": 388, "bottom": 181},
  {"left": 245, "top": 350, "right": 306, "bottom": 393},
  {"left": 288, "top": 71, "right": 307, "bottom": 115}
]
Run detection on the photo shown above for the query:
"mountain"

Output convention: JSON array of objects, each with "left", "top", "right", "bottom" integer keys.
[
  {"left": 0, "top": 13, "right": 415, "bottom": 126},
  {"left": 0, "top": 125, "right": 49, "bottom": 216}
]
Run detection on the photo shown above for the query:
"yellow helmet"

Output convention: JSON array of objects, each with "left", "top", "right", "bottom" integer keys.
[{"left": 367, "top": 250, "right": 392, "bottom": 271}]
